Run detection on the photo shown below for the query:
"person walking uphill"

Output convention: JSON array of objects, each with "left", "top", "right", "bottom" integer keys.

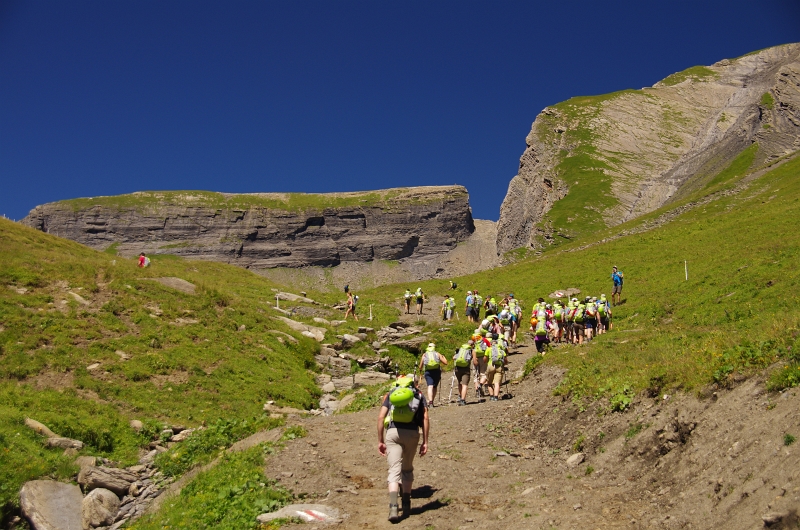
[
  {"left": 377, "top": 376, "right": 429, "bottom": 522},
  {"left": 418, "top": 343, "right": 448, "bottom": 406},
  {"left": 415, "top": 287, "right": 425, "bottom": 315},
  {"left": 611, "top": 266, "right": 624, "bottom": 306}
]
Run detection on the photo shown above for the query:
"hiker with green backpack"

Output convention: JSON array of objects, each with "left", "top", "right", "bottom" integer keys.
[
  {"left": 377, "top": 375, "right": 429, "bottom": 522},
  {"left": 484, "top": 334, "right": 508, "bottom": 401},
  {"left": 418, "top": 343, "right": 448, "bottom": 406},
  {"left": 452, "top": 340, "right": 474, "bottom": 406}
]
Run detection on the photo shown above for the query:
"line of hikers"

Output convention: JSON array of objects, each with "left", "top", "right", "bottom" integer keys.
[{"left": 528, "top": 294, "right": 613, "bottom": 349}]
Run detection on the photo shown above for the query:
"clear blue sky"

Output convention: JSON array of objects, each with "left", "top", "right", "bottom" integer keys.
[{"left": 2, "top": 1, "right": 798, "bottom": 222}]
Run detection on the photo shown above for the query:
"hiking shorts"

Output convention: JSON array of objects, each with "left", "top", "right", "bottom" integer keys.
[
  {"left": 573, "top": 323, "right": 585, "bottom": 335},
  {"left": 424, "top": 369, "right": 442, "bottom": 387},
  {"left": 486, "top": 364, "right": 504, "bottom": 385},
  {"left": 476, "top": 357, "right": 488, "bottom": 376},
  {"left": 612, "top": 284, "right": 622, "bottom": 294},
  {"left": 385, "top": 427, "right": 420, "bottom": 485},
  {"left": 454, "top": 366, "right": 471, "bottom": 386},
  {"left": 601, "top": 317, "right": 610, "bottom": 327}
]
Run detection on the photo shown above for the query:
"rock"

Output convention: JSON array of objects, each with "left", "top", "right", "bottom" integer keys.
[
  {"left": 263, "top": 403, "right": 307, "bottom": 415},
  {"left": 68, "top": 292, "right": 90, "bottom": 306},
  {"left": 341, "top": 334, "right": 362, "bottom": 347},
  {"left": 315, "top": 374, "right": 332, "bottom": 384},
  {"left": 257, "top": 504, "right": 341, "bottom": 525},
  {"left": 25, "top": 418, "right": 58, "bottom": 438},
  {"left": 371, "top": 341, "right": 382, "bottom": 350},
  {"left": 319, "top": 346, "right": 337, "bottom": 356},
  {"left": 329, "top": 320, "right": 345, "bottom": 327},
  {"left": 313, "top": 317, "right": 331, "bottom": 325},
  {"left": 276, "top": 292, "right": 316, "bottom": 304},
  {"left": 268, "top": 330, "right": 298, "bottom": 344},
  {"left": 78, "top": 466, "right": 138, "bottom": 496},
  {"left": 82, "top": 488, "right": 120, "bottom": 529},
  {"left": 338, "top": 393, "right": 357, "bottom": 410},
  {"left": 238, "top": 324, "right": 246, "bottom": 332},
  {"left": 23, "top": 186, "right": 475, "bottom": 271},
  {"left": 331, "top": 376, "right": 354, "bottom": 392},
  {"left": 322, "top": 382, "right": 336, "bottom": 393},
  {"left": 74, "top": 456, "right": 97, "bottom": 469},
  {"left": 496, "top": 44, "right": 800, "bottom": 254},
  {"left": 86, "top": 363, "right": 101, "bottom": 371},
  {"left": 353, "top": 372, "right": 390, "bottom": 387},
  {"left": 495, "top": 451, "right": 510, "bottom": 457},
  {"left": 148, "top": 277, "right": 196, "bottom": 294},
  {"left": 169, "top": 429, "right": 195, "bottom": 442},
  {"left": 47, "top": 437, "right": 84, "bottom": 450},
  {"left": 762, "top": 512, "right": 787, "bottom": 526},
  {"left": 115, "top": 350, "right": 130, "bottom": 360},
  {"left": 20, "top": 480, "right": 83, "bottom": 530},
  {"left": 391, "top": 335, "right": 429, "bottom": 353},
  {"left": 275, "top": 316, "right": 326, "bottom": 342},
  {"left": 566, "top": 453, "right": 585, "bottom": 467},
  {"left": 357, "top": 327, "right": 374, "bottom": 334},
  {"left": 129, "top": 420, "right": 143, "bottom": 432}
]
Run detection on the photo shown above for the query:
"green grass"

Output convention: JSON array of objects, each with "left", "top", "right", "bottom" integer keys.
[
  {"left": 358, "top": 153, "right": 800, "bottom": 410},
  {"left": 131, "top": 444, "right": 292, "bottom": 530},
  {"left": 0, "top": 219, "right": 328, "bottom": 517},
  {"left": 761, "top": 92, "right": 775, "bottom": 110},
  {"left": 660, "top": 66, "right": 718, "bottom": 87},
  {"left": 53, "top": 187, "right": 466, "bottom": 214}
]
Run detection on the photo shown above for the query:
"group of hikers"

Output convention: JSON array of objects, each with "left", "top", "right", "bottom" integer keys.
[{"left": 377, "top": 265, "right": 625, "bottom": 522}]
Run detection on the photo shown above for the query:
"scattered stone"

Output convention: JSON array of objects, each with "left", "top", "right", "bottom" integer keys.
[
  {"left": 46, "top": 437, "right": 84, "bottom": 450},
  {"left": 74, "top": 456, "right": 97, "bottom": 469},
  {"left": 238, "top": 324, "right": 246, "bottom": 332},
  {"left": 341, "top": 334, "right": 362, "bottom": 347},
  {"left": 257, "top": 504, "right": 341, "bottom": 524},
  {"left": 69, "top": 292, "right": 90, "bottom": 306},
  {"left": 24, "top": 418, "right": 57, "bottom": 438},
  {"left": 495, "top": 451, "right": 510, "bottom": 457},
  {"left": 353, "top": 372, "right": 390, "bottom": 387},
  {"left": 263, "top": 403, "right": 308, "bottom": 416},
  {"left": 330, "top": 320, "right": 345, "bottom": 327},
  {"left": 322, "top": 382, "right": 336, "bottom": 393},
  {"left": 762, "top": 512, "right": 787, "bottom": 526},
  {"left": 313, "top": 317, "right": 331, "bottom": 325},
  {"left": 276, "top": 292, "right": 316, "bottom": 304},
  {"left": 87, "top": 363, "right": 101, "bottom": 371},
  {"left": 115, "top": 350, "right": 131, "bottom": 360},
  {"left": 573, "top": 503, "right": 582, "bottom": 510},
  {"left": 521, "top": 487, "right": 536, "bottom": 496},
  {"left": 566, "top": 453, "right": 585, "bottom": 467},
  {"left": 20, "top": 480, "right": 83, "bottom": 530},
  {"left": 281, "top": 472, "right": 294, "bottom": 478},
  {"left": 316, "top": 374, "right": 332, "bottom": 384},
  {"left": 78, "top": 466, "right": 137, "bottom": 496},
  {"left": 357, "top": 327, "right": 374, "bottom": 334},
  {"left": 148, "top": 277, "right": 196, "bottom": 294},
  {"left": 82, "top": 488, "right": 120, "bottom": 529},
  {"left": 338, "top": 394, "right": 357, "bottom": 410},
  {"left": 275, "top": 316, "right": 326, "bottom": 342},
  {"left": 372, "top": 341, "right": 382, "bottom": 350},
  {"left": 170, "top": 429, "right": 195, "bottom": 442},
  {"left": 129, "top": 420, "right": 143, "bottom": 432}
]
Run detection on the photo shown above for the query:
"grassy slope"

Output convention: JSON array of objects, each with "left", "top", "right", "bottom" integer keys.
[
  {"left": 52, "top": 187, "right": 465, "bottom": 213},
  {"left": 0, "top": 221, "right": 327, "bottom": 515},
  {"left": 362, "top": 154, "right": 800, "bottom": 406}
]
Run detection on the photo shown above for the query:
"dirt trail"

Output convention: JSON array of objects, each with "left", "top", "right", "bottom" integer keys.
[{"left": 271, "top": 338, "right": 800, "bottom": 530}]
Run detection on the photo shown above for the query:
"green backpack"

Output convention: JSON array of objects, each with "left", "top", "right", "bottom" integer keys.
[
  {"left": 454, "top": 345, "right": 473, "bottom": 368},
  {"left": 384, "top": 381, "right": 422, "bottom": 426},
  {"left": 423, "top": 350, "right": 440, "bottom": 370},
  {"left": 488, "top": 343, "right": 506, "bottom": 367}
]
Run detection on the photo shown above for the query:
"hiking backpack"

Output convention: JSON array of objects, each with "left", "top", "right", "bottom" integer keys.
[
  {"left": 454, "top": 345, "right": 473, "bottom": 367},
  {"left": 488, "top": 343, "right": 506, "bottom": 367},
  {"left": 384, "top": 383, "right": 422, "bottom": 426},
  {"left": 423, "top": 351, "right": 440, "bottom": 370}
]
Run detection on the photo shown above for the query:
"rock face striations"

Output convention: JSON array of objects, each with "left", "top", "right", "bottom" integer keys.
[
  {"left": 497, "top": 43, "right": 800, "bottom": 254},
  {"left": 23, "top": 186, "right": 475, "bottom": 269}
]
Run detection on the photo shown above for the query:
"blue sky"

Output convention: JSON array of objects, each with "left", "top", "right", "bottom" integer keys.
[{"left": 2, "top": 1, "right": 799, "bottom": 222}]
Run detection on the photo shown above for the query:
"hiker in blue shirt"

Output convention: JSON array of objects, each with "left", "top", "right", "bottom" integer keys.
[{"left": 611, "top": 266, "right": 624, "bottom": 306}]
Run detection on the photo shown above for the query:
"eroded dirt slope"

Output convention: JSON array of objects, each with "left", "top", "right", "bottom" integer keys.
[{"left": 271, "top": 341, "right": 800, "bottom": 529}]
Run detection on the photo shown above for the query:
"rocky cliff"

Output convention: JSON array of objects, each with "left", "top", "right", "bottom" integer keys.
[
  {"left": 22, "top": 186, "right": 475, "bottom": 269},
  {"left": 497, "top": 43, "right": 800, "bottom": 254}
]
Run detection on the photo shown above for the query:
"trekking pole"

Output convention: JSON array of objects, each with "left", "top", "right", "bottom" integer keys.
[
  {"left": 447, "top": 370, "right": 456, "bottom": 405},
  {"left": 369, "top": 304, "right": 373, "bottom": 321}
]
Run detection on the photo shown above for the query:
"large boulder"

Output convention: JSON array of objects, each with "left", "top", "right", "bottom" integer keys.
[
  {"left": 46, "top": 437, "right": 84, "bottom": 450},
  {"left": 81, "top": 488, "right": 120, "bottom": 529},
  {"left": 77, "top": 466, "right": 137, "bottom": 496},
  {"left": 24, "top": 418, "right": 57, "bottom": 438},
  {"left": 274, "top": 316, "right": 326, "bottom": 342},
  {"left": 353, "top": 372, "right": 391, "bottom": 387},
  {"left": 20, "top": 480, "right": 83, "bottom": 530}
]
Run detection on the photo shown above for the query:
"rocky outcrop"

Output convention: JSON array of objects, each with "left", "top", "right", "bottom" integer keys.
[
  {"left": 22, "top": 186, "right": 475, "bottom": 269},
  {"left": 497, "top": 43, "right": 800, "bottom": 253},
  {"left": 20, "top": 481, "right": 83, "bottom": 530}
]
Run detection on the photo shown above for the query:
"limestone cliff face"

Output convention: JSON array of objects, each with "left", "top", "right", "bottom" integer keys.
[
  {"left": 497, "top": 43, "right": 800, "bottom": 254},
  {"left": 22, "top": 186, "right": 475, "bottom": 269}
]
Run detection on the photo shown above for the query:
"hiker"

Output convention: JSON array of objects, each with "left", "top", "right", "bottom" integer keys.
[
  {"left": 377, "top": 375, "right": 429, "bottom": 522},
  {"left": 345, "top": 292, "right": 358, "bottom": 321},
  {"left": 452, "top": 340, "right": 474, "bottom": 406},
  {"left": 465, "top": 291, "right": 475, "bottom": 323},
  {"left": 611, "top": 266, "right": 624, "bottom": 306},
  {"left": 441, "top": 295, "right": 454, "bottom": 321},
  {"left": 415, "top": 287, "right": 424, "bottom": 315},
  {"left": 138, "top": 253, "right": 150, "bottom": 268},
  {"left": 449, "top": 280, "right": 458, "bottom": 290},
  {"left": 418, "top": 343, "right": 448, "bottom": 406},
  {"left": 404, "top": 289, "right": 412, "bottom": 314},
  {"left": 598, "top": 294, "right": 611, "bottom": 333},
  {"left": 472, "top": 330, "right": 490, "bottom": 399},
  {"left": 584, "top": 297, "right": 597, "bottom": 341},
  {"left": 484, "top": 334, "right": 507, "bottom": 401},
  {"left": 472, "top": 290, "right": 482, "bottom": 321},
  {"left": 484, "top": 296, "right": 498, "bottom": 316},
  {"left": 572, "top": 300, "right": 586, "bottom": 345}
]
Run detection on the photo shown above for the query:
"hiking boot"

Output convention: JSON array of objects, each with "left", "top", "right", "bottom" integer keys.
[
  {"left": 388, "top": 504, "right": 400, "bottom": 522},
  {"left": 402, "top": 495, "right": 411, "bottom": 515},
  {"left": 458, "top": 399, "right": 466, "bottom": 406},
  {"left": 490, "top": 396, "right": 498, "bottom": 402}
]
